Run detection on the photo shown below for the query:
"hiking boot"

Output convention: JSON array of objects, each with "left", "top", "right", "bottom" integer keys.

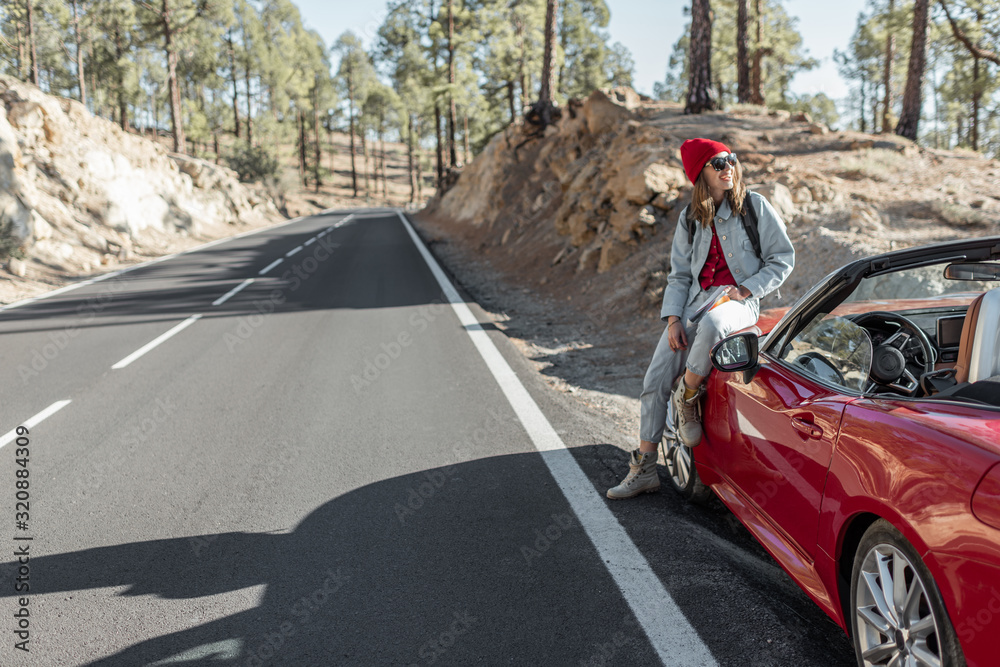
[
  {"left": 606, "top": 449, "right": 660, "bottom": 500},
  {"left": 671, "top": 378, "right": 704, "bottom": 447}
]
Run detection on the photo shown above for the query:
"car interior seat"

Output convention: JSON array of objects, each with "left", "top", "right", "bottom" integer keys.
[
  {"left": 956, "top": 287, "right": 1000, "bottom": 384},
  {"left": 921, "top": 288, "right": 1000, "bottom": 397}
]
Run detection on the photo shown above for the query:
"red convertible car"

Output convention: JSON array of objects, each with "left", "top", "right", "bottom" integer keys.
[{"left": 661, "top": 236, "right": 1000, "bottom": 667}]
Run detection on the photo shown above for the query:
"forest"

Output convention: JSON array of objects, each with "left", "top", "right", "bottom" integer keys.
[{"left": 1, "top": 0, "right": 997, "bottom": 205}]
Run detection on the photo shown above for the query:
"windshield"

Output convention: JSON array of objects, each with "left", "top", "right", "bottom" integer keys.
[
  {"left": 843, "top": 263, "right": 997, "bottom": 305},
  {"left": 779, "top": 315, "right": 873, "bottom": 392}
]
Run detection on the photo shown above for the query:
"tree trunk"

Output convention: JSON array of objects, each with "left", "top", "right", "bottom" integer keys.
[
  {"left": 858, "top": 80, "right": 867, "bottom": 133},
  {"left": 115, "top": 23, "right": 129, "bottom": 132},
  {"left": 463, "top": 114, "right": 470, "bottom": 166},
  {"left": 26, "top": 0, "right": 39, "bottom": 86},
  {"left": 407, "top": 113, "right": 417, "bottom": 203},
  {"left": 686, "top": 0, "right": 717, "bottom": 114},
  {"left": 14, "top": 21, "right": 25, "bottom": 80},
  {"left": 162, "top": 0, "right": 185, "bottom": 153},
  {"left": 434, "top": 101, "right": 443, "bottom": 187},
  {"left": 736, "top": 0, "right": 751, "bottom": 103},
  {"left": 213, "top": 133, "right": 220, "bottom": 164},
  {"left": 539, "top": 0, "right": 558, "bottom": 104},
  {"left": 882, "top": 0, "right": 895, "bottom": 133},
  {"left": 313, "top": 83, "right": 322, "bottom": 192},
  {"left": 380, "top": 123, "right": 387, "bottom": 199},
  {"left": 416, "top": 137, "right": 424, "bottom": 200},
  {"left": 507, "top": 81, "right": 516, "bottom": 123},
  {"left": 895, "top": 0, "right": 928, "bottom": 140},
  {"left": 872, "top": 82, "right": 880, "bottom": 134},
  {"left": 447, "top": 0, "right": 458, "bottom": 167},
  {"left": 72, "top": 0, "right": 86, "bottom": 105},
  {"left": 970, "top": 55, "right": 980, "bottom": 150},
  {"left": 347, "top": 67, "right": 358, "bottom": 197},
  {"left": 244, "top": 57, "right": 254, "bottom": 145},
  {"left": 226, "top": 31, "right": 241, "bottom": 139},
  {"left": 361, "top": 131, "right": 369, "bottom": 195},
  {"left": 930, "top": 56, "right": 939, "bottom": 148},
  {"left": 297, "top": 107, "right": 307, "bottom": 187},
  {"left": 750, "top": 0, "right": 764, "bottom": 105},
  {"left": 515, "top": 16, "right": 526, "bottom": 113}
]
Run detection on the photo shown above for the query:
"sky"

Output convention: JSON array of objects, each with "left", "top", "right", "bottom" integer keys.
[{"left": 297, "top": 0, "right": 871, "bottom": 103}]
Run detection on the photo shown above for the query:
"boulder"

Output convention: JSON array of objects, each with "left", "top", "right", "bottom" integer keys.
[
  {"left": 624, "top": 162, "right": 687, "bottom": 205},
  {"left": 849, "top": 203, "right": 884, "bottom": 233},
  {"left": 583, "top": 89, "right": 633, "bottom": 136},
  {"left": 7, "top": 257, "right": 26, "bottom": 277},
  {"left": 597, "top": 238, "right": 632, "bottom": 273},
  {"left": 651, "top": 192, "right": 679, "bottom": 212},
  {"left": 751, "top": 182, "right": 797, "bottom": 222},
  {"left": 639, "top": 205, "right": 658, "bottom": 225}
]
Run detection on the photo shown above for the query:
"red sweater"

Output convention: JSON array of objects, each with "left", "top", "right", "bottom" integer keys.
[{"left": 698, "top": 225, "right": 736, "bottom": 290}]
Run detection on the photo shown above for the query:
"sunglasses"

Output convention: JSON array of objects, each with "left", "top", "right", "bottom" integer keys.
[{"left": 709, "top": 153, "right": 738, "bottom": 171}]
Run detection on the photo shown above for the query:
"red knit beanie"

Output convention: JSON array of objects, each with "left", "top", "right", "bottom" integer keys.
[{"left": 680, "top": 138, "right": 731, "bottom": 185}]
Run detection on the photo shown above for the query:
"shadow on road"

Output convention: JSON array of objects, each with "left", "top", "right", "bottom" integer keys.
[
  {"left": 0, "top": 446, "right": 853, "bottom": 666},
  {"left": 0, "top": 214, "right": 447, "bottom": 336}
]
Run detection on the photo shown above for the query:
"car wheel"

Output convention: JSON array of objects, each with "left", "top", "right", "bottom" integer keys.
[
  {"left": 660, "top": 435, "right": 711, "bottom": 504},
  {"left": 850, "top": 519, "right": 966, "bottom": 667}
]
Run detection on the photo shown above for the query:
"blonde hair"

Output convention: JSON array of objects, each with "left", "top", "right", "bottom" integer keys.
[{"left": 689, "top": 159, "right": 748, "bottom": 228}]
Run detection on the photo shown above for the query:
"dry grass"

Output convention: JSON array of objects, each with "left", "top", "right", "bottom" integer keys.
[
  {"left": 837, "top": 148, "right": 911, "bottom": 181},
  {"left": 929, "top": 200, "right": 992, "bottom": 227}
]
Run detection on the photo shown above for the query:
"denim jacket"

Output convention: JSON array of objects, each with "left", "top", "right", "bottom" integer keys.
[{"left": 660, "top": 191, "right": 795, "bottom": 322}]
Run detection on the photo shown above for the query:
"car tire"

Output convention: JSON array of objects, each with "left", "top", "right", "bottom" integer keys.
[
  {"left": 849, "top": 519, "right": 966, "bottom": 667},
  {"left": 660, "top": 435, "right": 712, "bottom": 505}
]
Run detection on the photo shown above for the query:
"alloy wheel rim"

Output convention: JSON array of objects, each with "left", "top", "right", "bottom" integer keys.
[
  {"left": 856, "top": 543, "right": 944, "bottom": 667},
  {"left": 664, "top": 438, "right": 692, "bottom": 489}
]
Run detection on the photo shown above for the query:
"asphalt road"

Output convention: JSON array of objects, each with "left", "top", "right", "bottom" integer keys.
[{"left": 0, "top": 210, "right": 855, "bottom": 666}]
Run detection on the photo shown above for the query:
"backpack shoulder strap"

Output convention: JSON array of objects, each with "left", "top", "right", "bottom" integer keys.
[
  {"left": 741, "top": 193, "right": 762, "bottom": 260},
  {"left": 683, "top": 205, "right": 695, "bottom": 246}
]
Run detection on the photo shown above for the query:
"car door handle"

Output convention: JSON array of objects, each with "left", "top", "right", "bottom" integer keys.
[{"left": 791, "top": 417, "right": 823, "bottom": 439}]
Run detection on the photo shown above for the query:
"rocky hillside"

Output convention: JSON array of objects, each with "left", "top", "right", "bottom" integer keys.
[
  {"left": 422, "top": 88, "right": 1000, "bottom": 325},
  {"left": 0, "top": 75, "right": 278, "bottom": 298}
]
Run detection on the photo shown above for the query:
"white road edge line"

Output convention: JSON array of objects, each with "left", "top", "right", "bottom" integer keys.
[
  {"left": 285, "top": 245, "right": 303, "bottom": 258},
  {"left": 395, "top": 210, "right": 716, "bottom": 667},
  {"left": 212, "top": 279, "right": 255, "bottom": 307},
  {"left": 111, "top": 315, "right": 203, "bottom": 370},
  {"left": 0, "top": 400, "right": 73, "bottom": 449},
  {"left": 258, "top": 259, "right": 283, "bottom": 275}
]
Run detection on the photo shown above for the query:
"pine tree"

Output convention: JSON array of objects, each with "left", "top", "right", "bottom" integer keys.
[
  {"left": 334, "top": 31, "right": 375, "bottom": 197},
  {"left": 882, "top": 0, "right": 896, "bottom": 133},
  {"left": 686, "top": 0, "right": 716, "bottom": 113},
  {"left": 896, "top": 0, "right": 929, "bottom": 139},
  {"left": 737, "top": 0, "right": 751, "bottom": 103}
]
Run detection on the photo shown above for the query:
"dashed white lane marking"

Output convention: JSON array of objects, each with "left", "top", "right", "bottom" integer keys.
[
  {"left": 396, "top": 210, "right": 717, "bottom": 667},
  {"left": 285, "top": 245, "right": 303, "bottom": 258},
  {"left": 304, "top": 238, "right": 316, "bottom": 246},
  {"left": 111, "top": 315, "right": 203, "bottom": 370},
  {"left": 0, "top": 400, "right": 73, "bottom": 449},
  {"left": 212, "top": 279, "right": 255, "bottom": 307},
  {"left": 258, "top": 259, "right": 283, "bottom": 275}
]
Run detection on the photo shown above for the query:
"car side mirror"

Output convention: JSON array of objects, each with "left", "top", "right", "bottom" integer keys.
[{"left": 711, "top": 331, "right": 760, "bottom": 383}]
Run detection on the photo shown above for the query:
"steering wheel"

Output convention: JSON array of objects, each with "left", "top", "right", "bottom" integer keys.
[
  {"left": 853, "top": 311, "right": 935, "bottom": 396},
  {"left": 795, "top": 351, "right": 847, "bottom": 385}
]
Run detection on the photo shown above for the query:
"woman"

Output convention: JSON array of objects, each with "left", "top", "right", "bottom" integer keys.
[{"left": 607, "top": 138, "right": 795, "bottom": 500}]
